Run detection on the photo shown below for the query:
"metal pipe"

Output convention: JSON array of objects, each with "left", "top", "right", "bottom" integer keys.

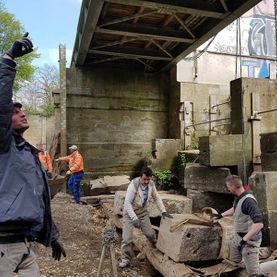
[
  {"left": 257, "top": 108, "right": 277, "bottom": 115},
  {"left": 211, "top": 100, "right": 230, "bottom": 109},
  {"left": 185, "top": 117, "right": 230, "bottom": 129}
]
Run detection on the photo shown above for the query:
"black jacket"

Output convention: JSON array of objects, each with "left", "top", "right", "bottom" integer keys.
[{"left": 0, "top": 59, "right": 57, "bottom": 246}]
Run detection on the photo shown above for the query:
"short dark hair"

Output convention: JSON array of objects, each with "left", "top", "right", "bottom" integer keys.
[
  {"left": 13, "top": 102, "right": 22, "bottom": 108},
  {"left": 140, "top": 166, "right": 153, "bottom": 177},
  {"left": 225, "top": 175, "right": 243, "bottom": 189}
]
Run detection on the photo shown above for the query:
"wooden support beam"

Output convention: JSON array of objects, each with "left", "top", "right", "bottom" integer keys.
[
  {"left": 219, "top": 0, "right": 229, "bottom": 12},
  {"left": 174, "top": 14, "right": 195, "bottom": 39},
  {"left": 105, "top": 0, "right": 225, "bottom": 19},
  {"left": 99, "top": 10, "right": 157, "bottom": 27},
  {"left": 151, "top": 40, "right": 173, "bottom": 58},
  {"left": 72, "top": 0, "right": 105, "bottom": 66},
  {"left": 89, "top": 49, "right": 173, "bottom": 61},
  {"left": 92, "top": 37, "right": 138, "bottom": 50},
  {"left": 95, "top": 26, "right": 195, "bottom": 43}
]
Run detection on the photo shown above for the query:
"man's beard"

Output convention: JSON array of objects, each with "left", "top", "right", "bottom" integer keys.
[{"left": 14, "top": 125, "right": 29, "bottom": 135}]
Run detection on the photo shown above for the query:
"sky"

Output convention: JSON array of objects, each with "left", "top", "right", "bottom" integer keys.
[{"left": 5, "top": 0, "right": 82, "bottom": 67}]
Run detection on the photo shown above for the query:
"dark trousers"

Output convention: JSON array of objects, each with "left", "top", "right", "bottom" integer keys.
[{"left": 68, "top": 171, "right": 84, "bottom": 203}]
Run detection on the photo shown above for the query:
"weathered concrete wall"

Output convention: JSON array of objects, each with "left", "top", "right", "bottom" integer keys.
[
  {"left": 24, "top": 115, "right": 55, "bottom": 150},
  {"left": 180, "top": 82, "right": 230, "bottom": 141},
  {"left": 65, "top": 65, "right": 170, "bottom": 177}
]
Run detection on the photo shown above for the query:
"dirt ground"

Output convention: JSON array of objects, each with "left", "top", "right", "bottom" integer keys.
[{"left": 37, "top": 193, "right": 160, "bottom": 277}]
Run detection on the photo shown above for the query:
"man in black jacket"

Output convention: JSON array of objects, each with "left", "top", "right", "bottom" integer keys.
[{"left": 0, "top": 34, "right": 66, "bottom": 276}]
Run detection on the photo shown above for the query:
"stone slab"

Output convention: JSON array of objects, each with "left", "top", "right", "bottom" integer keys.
[
  {"left": 186, "top": 189, "right": 234, "bottom": 213},
  {"left": 184, "top": 163, "right": 230, "bottom": 193},
  {"left": 86, "top": 175, "right": 130, "bottom": 196},
  {"left": 156, "top": 214, "right": 234, "bottom": 262},
  {"left": 261, "top": 132, "right": 277, "bottom": 153},
  {"left": 199, "top": 134, "right": 243, "bottom": 167},
  {"left": 113, "top": 191, "right": 192, "bottom": 217},
  {"left": 261, "top": 152, "right": 277, "bottom": 171}
]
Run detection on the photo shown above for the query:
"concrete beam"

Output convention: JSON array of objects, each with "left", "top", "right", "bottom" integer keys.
[{"left": 105, "top": 0, "right": 226, "bottom": 19}]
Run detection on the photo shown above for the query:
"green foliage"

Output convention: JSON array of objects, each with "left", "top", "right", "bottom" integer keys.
[
  {"left": 41, "top": 103, "right": 55, "bottom": 117},
  {"left": 154, "top": 169, "right": 177, "bottom": 191},
  {"left": 0, "top": 2, "right": 39, "bottom": 90},
  {"left": 179, "top": 153, "right": 187, "bottom": 167}
]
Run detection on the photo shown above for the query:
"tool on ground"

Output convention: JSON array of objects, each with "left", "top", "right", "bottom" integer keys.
[{"left": 97, "top": 219, "right": 118, "bottom": 277}]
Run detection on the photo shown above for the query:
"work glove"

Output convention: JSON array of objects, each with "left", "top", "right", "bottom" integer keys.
[
  {"left": 238, "top": 239, "right": 247, "bottom": 253},
  {"left": 6, "top": 32, "right": 33, "bottom": 59},
  {"left": 132, "top": 219, "right": 141, "bottom": 229},
  {"left": 212, "top": 208, "right": 223, "bottom": 219},
  {"left": 66, "top": 170, "right": 72, "bottom": 175},
  {"left": 162, "top": 212, "right": 173, "bottom": 219},
  {"left": 51, "top": 240, "right": 66, "bottom": 261}
]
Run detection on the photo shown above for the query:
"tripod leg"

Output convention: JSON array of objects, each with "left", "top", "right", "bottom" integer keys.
[
  {"left": 97, "top": 245, "right": 106, "bottom": 277},
  {"left": 110, "top": 244, "right": 118, "bottom": 277}
]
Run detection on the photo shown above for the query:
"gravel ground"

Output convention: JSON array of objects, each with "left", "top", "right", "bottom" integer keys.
[{"left": 37, "top": 193, "right": 159, "bottom": 277}]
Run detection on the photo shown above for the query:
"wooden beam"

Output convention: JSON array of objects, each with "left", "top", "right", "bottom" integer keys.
[
  {"left": 174, "top": 14, "right": 195, "bottom": 39},
  {"left": 151, "top": 40, "right": 173, "bottom": 58},
  {"left": 95, "top": 25, "right": 195, "bottom": 43},
  {"left": 99, "top": 10, "right": 157, "bottom": 27},
  {"left": 92, "top": 37, "right": 138, "bottom": 50},
  {"left": 89, "top": 49, "right": 173, "bottom": 61},
  {"left": 105, "top": 0, "right": 225, "bottom": 19},
  {"left": 161, "top": 0, "right": 262, "bottom": 72},
  {"left": 72, "top": 0, "right": 105, "bottom": 66},
  {"left": 219, "top": 0, "right": 229, "bottom": 12}
]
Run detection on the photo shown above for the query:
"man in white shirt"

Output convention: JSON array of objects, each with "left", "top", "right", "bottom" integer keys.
[{"left": 119, "top": 166, "right": 172, "bottom": 268}]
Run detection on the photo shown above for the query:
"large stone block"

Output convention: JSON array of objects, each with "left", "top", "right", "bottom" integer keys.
[
  {"left": 261, "top": 132, "right": 277, "bottom": 153},
  {"left": 199, "top": 135, "right": 243, "bottom": 167},
  {"left": 261, "top": 153, "right": 277, "bottom": 171},
  {"left": 186, "top": 189, "right": 233, "bottom": 213},
  {"left": 86, "top": 175, "right": 130, "bottom": 196},
  {"left": 113, "top": 191, "right": 192, "bottom": 217},
  {"left": 249, "top": 172, "right": 277, "bottom": 212},
  {"left": 184, "top": 163, "right": 230, "bottom": 193},
  {"left": 157, "top": 214, "right": 234, "bottom": 262},
  {"left": 249, "top": 172, "right": 277, "bottom": 248}
]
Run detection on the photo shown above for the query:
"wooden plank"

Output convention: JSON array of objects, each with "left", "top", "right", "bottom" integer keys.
[
  {"left": 95, "top": 26, "right": 195, "bottom": 43},
  {"left": 89, "top": 49, "right": 173, "bottom": 61},
  {"left": 105, "top": 0, "right": 225, "bottom": 19}
]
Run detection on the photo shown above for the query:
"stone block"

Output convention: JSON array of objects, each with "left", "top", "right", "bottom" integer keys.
[
  {"left": 113, "top": 191, "right": 192, "bottom": 217},
  {"left": 186, "top": 189, "right": 233, "bottom": 213},
  {"left": 261, "top": 132, "right": 277, "bottom": 153},
  {"left": 263, "top": 210, "right": 277, "bottom": 249},
  {"left": 87, "top": 175, "right": 130, "bottom": 196},
  {"left": 249, "top": 172, "right": 277, "bottom": 212},
  {"left": 261, "top": 152, "right": 277, "bottom": 171},
  {"left": 184, "top": 163, "right": 230, "bottom": 193},
  {"left": 199, "top": 135, "right": 243, "bottom": 166},
  {"left": 156, "top": 214, "right": 235, "bottom": 262}
]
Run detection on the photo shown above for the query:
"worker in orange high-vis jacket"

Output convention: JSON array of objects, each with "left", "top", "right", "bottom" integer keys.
[
  {"left": 36, "top": 143, "right": 53, "bottom": 174},
  {"left": 56, "top": 145, "right": 84, "bottom": 204}
]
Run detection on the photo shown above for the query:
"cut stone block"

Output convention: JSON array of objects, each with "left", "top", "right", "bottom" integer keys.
[
  {"left": 184, "top": 163, "right": 230, "bottom": 193},
  {"left": 249, "top": 172, "right": 277, "bottom": 248},
  {"left": 113, "top": 191, "right": 192, "bottom": 217},
  {"left": 261, "top": 132, "right": 277, "bottom": 153},
  {"left": 261, "top": 152, "right": 277, "bottom": 171},
  {"left": 199, "top": 135, "right": 243, "bottom": 166},
  {"left": 87, "top": 175, "right": 130, "bottom": 196},
  {"left": 186, "top": 189, "right": 233, "bottom": 213},
  {"left": 156, "top": 214, "right": 235, "bottom": 262},
  {"left": 249, "top": 172, "right": 277, "bottom": 212}
]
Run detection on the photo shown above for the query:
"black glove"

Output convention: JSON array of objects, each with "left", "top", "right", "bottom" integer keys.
[
  {"left": 212, "top": 209, "right": 223, "bottom": 219},
  {"left": 238, "top": 239, "right": 247, "bottom": 253},
  {"left": 132, "top": 219, "right": 141, "bottom": 229},
  {"left": 51, "top": 240, "right": 66, "bottom": 261},
  {"left": 6, "top": 32, "right": 33, "bottom": 59},
  {"left": 162, "top": 212, "right": 173, "bottom": 219}
]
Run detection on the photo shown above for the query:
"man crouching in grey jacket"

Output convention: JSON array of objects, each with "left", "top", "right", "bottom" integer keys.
[
  {"left": 119, "top": 166, "right": 172, "bottom": 268},
  {"left": 0, "top": 33, "right": 66, "bottom": 276}
]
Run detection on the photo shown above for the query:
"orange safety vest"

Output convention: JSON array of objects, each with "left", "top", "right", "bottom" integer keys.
[
  {"left": 38, "top": 151, "right": 53, "bottom": 172},
  {"left": 65, "top": 150, "right": 84, "bottom": 173}
]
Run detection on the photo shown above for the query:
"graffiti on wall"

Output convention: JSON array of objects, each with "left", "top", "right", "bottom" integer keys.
[{"left": 207, "top": 0, "right": 275, "bottom": 78}]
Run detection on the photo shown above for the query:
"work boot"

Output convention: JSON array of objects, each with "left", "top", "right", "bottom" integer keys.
[{"left": 119, "top": 259, "right": 130, "bottom": 268}]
